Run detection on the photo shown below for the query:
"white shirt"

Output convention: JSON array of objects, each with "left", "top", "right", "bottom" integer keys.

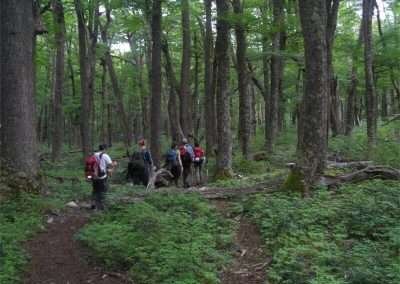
[{"left": 95, "top": 152, "right": 112, "bottom": 179}]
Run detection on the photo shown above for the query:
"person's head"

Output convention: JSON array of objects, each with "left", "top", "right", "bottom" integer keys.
[
  {"left": 194, "top": 142, "right": 199, "bottom": 147},
  {"left": 182, "top": 137, "right": 188, "bottom": 145},
  {"left": 99, "top": 144, "right": 107, "bottom": 152},
  {"left": 138, "top": 139, "right": 146, "bottom": 148},
  {"left": 171, "top": 143, "right": 177, "bottom": 149}
]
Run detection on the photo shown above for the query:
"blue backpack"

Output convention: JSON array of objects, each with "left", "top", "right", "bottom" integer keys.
[{"left": 166, "top": 149, "right": 178, "bottom": 166}]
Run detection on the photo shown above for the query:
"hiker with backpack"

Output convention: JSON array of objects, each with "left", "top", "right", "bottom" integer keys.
[
  {"left": 193, "top": 142, "right": 205, "bottom": 185},
  {"left": 164, "top": 143, "right": 183, "bottom": 186},
  {"left": 179, "top": 138, "right": 195, "bottom": 188},
  {"left": 127, "top": 139, "right": 153, "bottom": 186},
  {"left": 85, "top": 144, "right": 115, "bottom": 210}
]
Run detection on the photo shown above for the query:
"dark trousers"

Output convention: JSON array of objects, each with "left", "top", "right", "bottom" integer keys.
[
  {"left": 182, "top": 163, "right": 192, "bottom": 188},
  {"left": 92, "top": 178, "right": 108, "bottom": 210}
]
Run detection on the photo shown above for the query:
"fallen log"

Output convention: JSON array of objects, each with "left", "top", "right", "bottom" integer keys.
[
  {"left": 321, "top": 166, "right": 400, "bottom": 188},
  {"left": 327, "top": 160, "right": 373, "bottom": 170}
]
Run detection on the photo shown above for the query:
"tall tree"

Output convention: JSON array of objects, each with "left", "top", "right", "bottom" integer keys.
[
  {"left": 203, "top": 0, "right": 217, "bottom": 156},
  {"left": 180, "top": 0, "right": 193, "bottom": 137},
  {"left": 150, "top": 0, "right": 162, "bottom": 167},
  {"left": 100, "top": 6, "right": 132, "bottom": 148},
  {"left": 1, "top": 0, "right": 39, "bottom": 186},
  {"left": 327, "top": 0, "right": 341, "bottom": 136},
  {"left": 267, "top": 0, "right": 285, "bottom": 152},
  {"left": 215, "top": 0, "right": 233, "bottom": 178},
  {"left": 161, "top": 38, "right": 184, "bottom": 143},
  {"left": 74, "top": 0, "right": 99, "bottom": 157},
  {"left": 297, "top": 0, "right": 329, "bottom": 193},
  {"left": 233, "top": 0, "right": 251, "bottom": 159},
  {"left": 51, "top": 0, "right": 66, "bottom": 162},
  {"left": 362, "top": 0, "right": 377, "bottom": 147}
]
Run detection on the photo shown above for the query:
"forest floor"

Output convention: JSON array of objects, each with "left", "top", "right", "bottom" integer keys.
[
  {"left": 22, "top": 184, "right": 272, "bottom": 284},
  {"left": 215, "top": 200, "right": 270, "bottom": 284},
  {"left": 23, "top": 206, "right": 129, "bottom": 284}
]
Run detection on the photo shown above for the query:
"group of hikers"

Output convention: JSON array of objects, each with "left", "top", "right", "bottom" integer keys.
[
  {"left": 127, "top": 138, "right": 206, "bottom": 188},
  {"left": 85, "top": 138, "right": 206, "bottom": 210}
]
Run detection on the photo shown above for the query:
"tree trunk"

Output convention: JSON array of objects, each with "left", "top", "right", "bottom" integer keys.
[
  {"left": 193, "top": 33, "right": 201, "bottom": 139},
  {"left": 345, "top": 64, "right": 358, "bottom": 135},
  {"left": 267, "top": 0, "right": 284, "bottom": 152},
  {"left": 51, "top": 0, "right": 66, "bottom": 162},
  {"left": 1, "top": 0, "right": 39, "bottom": 188},
  {"left": 327, "top": 0, "right": 341, "bottom": 137},
  {"left": 261, "top": 2, "right": 271, "bottom": 150},
  {"left": 204, "top": 0, "right": 217, "bottom": 156},
  {"left": 150, "top": 0, "right": 162, "bottom": 167},
  {"left": 362, "top": 0, "right": 377, "bottom": 148},
  {"left": 297, "top": 0, "right": 329, "bottom": 193},
  {"left": 180, "top": 0, "right": 192, "bottom": 137},
  {"left": 100, "top": 8, "right": 131, "bottom": 148},
  {"left": 74, "top": 0, "right": 98, "bottom": 157},
  {"left": 233, "top": 0, "right": 251, "bottom": 159},
  {"left": 161, "top": 39, "right": 184, "bottom": 143},
  {"left": 215, "top": 0, "right": 233, "bottom": 178}
]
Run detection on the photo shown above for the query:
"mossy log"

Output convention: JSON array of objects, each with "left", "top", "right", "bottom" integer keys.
[{"left": 321, "top": 166, "right": 400, "bottom": 188}]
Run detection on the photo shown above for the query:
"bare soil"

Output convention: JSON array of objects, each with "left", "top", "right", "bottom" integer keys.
[
  {"left": 215, "top": 201, "right": 271, "bottom": 284},
  {"left": 23, "top": 207, "right": 130, "bottom": 284}
]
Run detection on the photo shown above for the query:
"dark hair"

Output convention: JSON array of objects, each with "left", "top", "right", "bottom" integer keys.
[
  {"left": 99, "top": 144, "right": 107, "bottom": 151},
  {"left": 195, "top": 142, "right": 199, "bottom": 147},
  {"left": 171, "top": 143, "right": 177, "bottom": 149}
]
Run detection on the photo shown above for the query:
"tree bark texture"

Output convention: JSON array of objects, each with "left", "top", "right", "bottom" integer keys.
[
  {"left": 297, "top": 0, "right": 329, "bottom": 191},
  {"left": 204, "top": 0, "right": 217, "bottom": 156},
  {"left": 233, "top": 0, "right": 251, "bottom": 159},
  {"left": 100, "top": 9, "right": 132, "bottom": 148},
  {"left": 362, "top": 0, "right": 377, "bottom": 147},
  {"left": 0, "top": 0, "right": 38, "bottom": 178},
  {"left": 215, "top": 0, "right": 233, "bottom": 177},
  {"left": 180, "top": 0, "right": 193, "bottom": 137},
  {"left": 267, "top": 0, "right": 285, "bottom": 152},
  {"left": 150, "top": 0, "right": 162, "bottom": 167},
  {"left": 74, "top": 0, "right": 98, "bottom": 157},
  {"left": 327, "top": 0, "right": 341, "bottom": 137},
  {"left": 161, "top": 39, "right": 184, "bottom": 143},
  {"left": 51, "top": 0, "right": 66, "bottom": 162}
]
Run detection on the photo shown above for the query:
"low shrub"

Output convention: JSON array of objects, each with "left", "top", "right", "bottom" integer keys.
[
  {"left": 247, "top": 180, "right": 400, "bottom": 284},
  {"left": 78, "top": 193, "right": 233, "bottom": 284}
]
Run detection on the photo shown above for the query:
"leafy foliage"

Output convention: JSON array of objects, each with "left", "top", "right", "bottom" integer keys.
[
  {"left": 0, "top": 195, "right": 52, "bottom": 284},
  {"left": 78, "top": 193, "right": 233, "bottom": 284},
  {"left": 247, "top": 181, "right": 400, "bottom": 284}
]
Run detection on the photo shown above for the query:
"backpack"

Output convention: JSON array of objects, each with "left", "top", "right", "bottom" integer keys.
[
  {"left": 166, "top": 149, "right": 178, "bottom": 166},
  {"left": 84, "top": 153, "right": 105, "bottom": 179},
  {"left": 179, "top": 145, "right": 192, "bottom": 164},
  {"left": 194, "top": 147, "right": 204, "bottom": 159},
  {"left": 130, "top": 151, "right": 145, "bottom": 169}
]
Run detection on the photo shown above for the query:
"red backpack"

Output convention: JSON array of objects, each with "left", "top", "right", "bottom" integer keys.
[
  {"left": 84, "top": 153, "right": 104, "bottom": 179},
  {"left": 194, "top": 147, "right": 204, "bottom": 159}
]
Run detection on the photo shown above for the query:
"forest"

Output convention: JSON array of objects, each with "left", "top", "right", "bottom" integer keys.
[{"left": 1, "top": 0, "right": 400, "bottom": 283}]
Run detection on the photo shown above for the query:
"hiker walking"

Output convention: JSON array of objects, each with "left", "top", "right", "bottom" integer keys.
[
  {"left": 88, "top": 144, "right": 114, "bottom": 210},
  {"left": 179, "top": 138, "right": 195, "bottom": 188},
  {"left": 193, "top": 142, "right": 205, "bottom": 185},
  {"left": 138, "top": 139, "right": 153, "bottom": 186},
  {"left": 164, "top": 143, "right": 183, "bottom": 186}
]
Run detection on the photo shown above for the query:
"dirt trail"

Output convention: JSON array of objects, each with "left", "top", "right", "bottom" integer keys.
[
  {"left": 215, "top": 201, "right": 271, "bottom": 284},
  {"left": 23, "top": 207, "right": 129, "bottom": 284}
]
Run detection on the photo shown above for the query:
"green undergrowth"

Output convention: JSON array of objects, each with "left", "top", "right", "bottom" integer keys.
[
  {"left": 78, "top": 193, "right": 233, "bottom": 284},
  {"left": 329, "top": 122, "right": 400, "bottom": 167},
  {"left": 0, "top": 194, "right": 55, "bottom": 284},
  {"left": 246, "top": 180, "right": 400, "bottom": 284}
]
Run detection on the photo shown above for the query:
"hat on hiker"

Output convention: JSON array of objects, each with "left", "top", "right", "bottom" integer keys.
[{"left": 138, "top": 139, "right": 146, "bottom": 146}]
